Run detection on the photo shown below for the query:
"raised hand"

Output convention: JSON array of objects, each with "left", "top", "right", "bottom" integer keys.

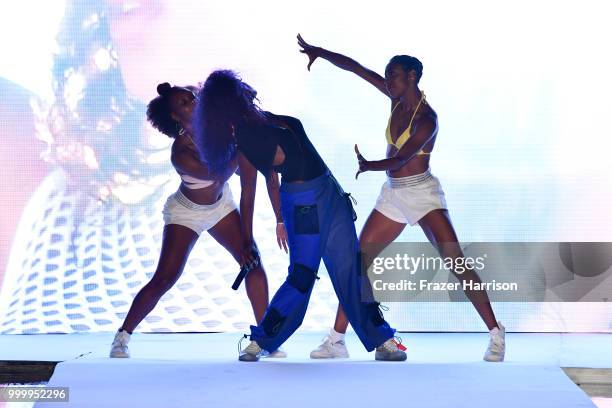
[
  {"left": 355, "top": 144, "right": 369, "bottom": 179},
  {"left": 297, "top": 33, "right": 321, "bottom": 71}
]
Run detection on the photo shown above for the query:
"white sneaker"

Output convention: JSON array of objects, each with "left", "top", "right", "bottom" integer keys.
[
  {"left": 262, "top": 347, "right": 287, "bottom": 358},
  {"left": 483, "top": 322, "right": 506, "bottom": 362},
  {"left": 239, "top": 340, "right": 262, "bottom": 362},
  {"left": 110, "top": 330, "right": 131, "bottom": 358},
  {"left": 375, "top": 337, "right": 407, "bottom": 361},
  {"left": 310, "top": 336, "right": 349, "bottom": 359}
]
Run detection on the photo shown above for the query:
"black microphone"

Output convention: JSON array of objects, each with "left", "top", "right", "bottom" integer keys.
[{"left": 231, "top": 247, "right": 260, "bottom": 290}]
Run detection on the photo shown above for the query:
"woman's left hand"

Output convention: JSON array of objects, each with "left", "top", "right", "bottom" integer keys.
[
  {"left": 297, "top": 34, "right": 321, "bottom": 71},
  {"left": 355, "top": 144, "right": 370, "bottom": 179},
  {"left": 276, "top": 222, "right": 289, "bottom": 253}
]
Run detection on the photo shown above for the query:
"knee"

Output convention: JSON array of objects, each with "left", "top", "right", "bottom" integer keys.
[
  {"left": 287, "top": 263, "right": 319, "bottom": 293},
  {"left": 359, "top": 232, "right": 385, "bottom": 257},
  {"left": 358, "top": 233, "right": 376, "bottom": 250},
  {"left": 260, "top": 307, "right": 286, "bottom": 336},
  {"left": 147, "top": 275, "right": 177, "bottom": 294},
  {"left": 245, "top": 266, "right": 267, "bottom": 284}
]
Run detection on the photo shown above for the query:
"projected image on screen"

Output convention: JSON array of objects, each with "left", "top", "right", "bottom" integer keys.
[{"left": 0, "top": 0, "right": 611, "bottom": 334}]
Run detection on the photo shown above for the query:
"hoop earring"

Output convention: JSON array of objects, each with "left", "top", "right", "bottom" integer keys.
[{"left": 175, "top": 121, "right": 185, "bottom": 136}]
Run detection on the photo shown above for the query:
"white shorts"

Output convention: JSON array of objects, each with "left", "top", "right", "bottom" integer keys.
[
  {"left": 162, "top": 182, "right": 237, "bottom": 235},
  {"left": 374, "top": 169, "right": 447, "bottom": 226}
]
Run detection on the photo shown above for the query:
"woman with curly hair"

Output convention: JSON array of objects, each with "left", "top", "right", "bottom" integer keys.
[
  {"left": 193, "top": 69, "right": 407, "bottom": 362},
  {"left": 0, "top": 1, "right": 287, "bottom": 354},
  {"left": 109, "top": 82, "right": 288, "bottom": 358}
]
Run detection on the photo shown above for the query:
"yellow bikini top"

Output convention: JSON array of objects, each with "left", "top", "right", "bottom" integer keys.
[{"left": 385, "top": 91, "right": 430, "bottom": 155}]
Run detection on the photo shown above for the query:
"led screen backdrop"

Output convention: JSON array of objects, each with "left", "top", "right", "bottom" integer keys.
[{"left": 1, "top": 0, "right": 611, "bottom": 333}]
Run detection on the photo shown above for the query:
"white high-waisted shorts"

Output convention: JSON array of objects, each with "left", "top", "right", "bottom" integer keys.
[
  {"left": 162, "top": 182, "right": 237, "bottom": 235},
  {"left": 374, "top": 168, "right": 447, "bottom": 226}
]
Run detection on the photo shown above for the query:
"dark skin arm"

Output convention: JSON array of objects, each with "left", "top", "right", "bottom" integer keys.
[
  {"left": 237, "top": 151, "right": 259, "bottom": 267},
  {"left": 265, "top": 170, "right": 288, "bottom": 253},
  {"left": 355, "top": 115, "right": 437, "bottom": 178},
  {"left": 297, "top": 33, "right": 390, "bottom": 98},
  {"left": 265, "top": 170, "right": 283, "bottom": 224}
]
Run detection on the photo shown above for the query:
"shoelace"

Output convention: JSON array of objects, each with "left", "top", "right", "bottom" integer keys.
[
  {"left": 380, "top": 339, "right": 396, "bottom": 352},
  {"left": 488, "top": 334, "right": 504, "bottom": 353},
  {"left": 238, "top": 335, "right": 261, "bottom": 355},
  {"left": 392, "top": 335, "right": 407, "bottom": 351},
  {"left": 113, "top": 332, "right": 129, "bottom": 347},
  {"left": 376, "top": 303, "right": 390, "bottom": 322},
  {"left": 238, "top": 334, "right": 249, "bottom": 355},
  {"left": 329, "top": 173, "right": 358, "bottom": 206},
  {"left": 316, "top": 336, "right": 333, "bottom": 350}
]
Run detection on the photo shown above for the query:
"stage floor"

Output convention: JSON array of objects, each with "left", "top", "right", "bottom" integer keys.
[{"left": 1, "top": 332, "right": 610, "bottom": 407}]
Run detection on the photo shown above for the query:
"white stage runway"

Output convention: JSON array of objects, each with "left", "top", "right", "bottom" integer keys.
[{"left": 1, "top": 331, "right": 610, "bottom": 407}]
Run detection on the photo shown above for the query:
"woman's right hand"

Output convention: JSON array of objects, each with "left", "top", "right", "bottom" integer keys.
[
  {"left": 354, "top": 144, "right": 370, "bottom": 179},
  {"left": 238, "top": 240, "right": 259, "bottom": 270},
  {"left": 297, "top": 34, "right": 322, "bottom": 71},
  {"left": 276, "top": 222, "right": 289, "bottom": 253}
]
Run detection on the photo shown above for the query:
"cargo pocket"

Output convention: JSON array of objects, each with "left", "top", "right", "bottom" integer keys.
[{"left": 293, "top": 204, "right": 319, "bottom": 234}]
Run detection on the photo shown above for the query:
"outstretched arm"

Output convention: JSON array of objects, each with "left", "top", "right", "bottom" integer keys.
[{"left": 297, "top": 34, "right": 389, "bottom": 98}]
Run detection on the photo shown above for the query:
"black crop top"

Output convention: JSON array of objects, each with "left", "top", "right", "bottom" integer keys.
[{"left": 235, "top": 112, "right": 328, "bottom": 182}]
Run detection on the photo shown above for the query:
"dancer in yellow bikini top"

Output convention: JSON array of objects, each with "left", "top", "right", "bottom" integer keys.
[
  {"left": 297, "top": 34, "right": 505, "bottom": 363},
  {"left": 385, "top": 91, "right": 430, "bottom": 155}
]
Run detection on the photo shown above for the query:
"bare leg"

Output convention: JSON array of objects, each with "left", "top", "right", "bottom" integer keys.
[
  {"left": 333, "top": 209, "right": 407, "bottom": 333},
  {"left": 418, "top": 209, "right": 498, "bottom": 330},
  {"left": 120, "top": 224, "right": 199, "bottom": 333},
  {"left": 207, "top": 210, "right": 269, "bottom": 324}
]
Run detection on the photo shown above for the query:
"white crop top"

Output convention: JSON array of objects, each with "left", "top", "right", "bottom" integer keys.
[{"left": 179, "top": 173, "right": 215, "bottom": 189}]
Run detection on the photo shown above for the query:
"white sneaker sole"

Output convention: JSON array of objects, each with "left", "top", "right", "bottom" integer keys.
[
  {"left": 265, "top": 350, "right": 287, "bottom": 358},
  {"left": 310, "top": 352, "right": 349, "bottom": 359},
  {"left": 483, "top": 353, "right": 505, "bottom": 362}
]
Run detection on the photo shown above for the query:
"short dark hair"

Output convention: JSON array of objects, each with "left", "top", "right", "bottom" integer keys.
[
  {"left": 146, "top": 82, "right": 180, "bottom": 138},
  {"left": 388, "top": 55, "right": 423, "bottom": 83}
]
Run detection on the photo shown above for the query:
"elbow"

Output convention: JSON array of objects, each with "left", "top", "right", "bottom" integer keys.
[
  {"left": 266, "top": 180, "right": 279, "bottom": 190},
  {"left": 390, "top": 158, "right": 406, "bottom": 171},
  {"left": 240, "top": 196, "right": 255, "bottom": 212},
  {"left": 240, "top": 185, "right": 256, "bottom": 201},
  {"left": 240, "top": 177, "right": 257, "bottom": 191}
]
